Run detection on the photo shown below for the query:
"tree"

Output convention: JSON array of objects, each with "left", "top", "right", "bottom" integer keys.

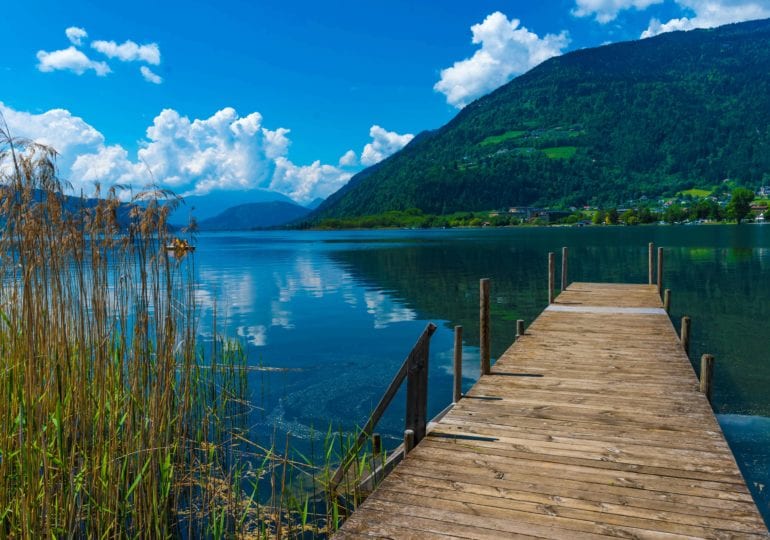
[{"left": 727, "top": 187, "right": 755, "bottom": 223}]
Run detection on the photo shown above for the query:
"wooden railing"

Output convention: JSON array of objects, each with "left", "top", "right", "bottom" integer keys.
[{"left": 328, "top": 322, "right": 437, "bottom": 494}]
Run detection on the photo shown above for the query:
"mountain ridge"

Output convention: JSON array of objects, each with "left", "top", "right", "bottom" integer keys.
[
  {"left": 197, "top": 200, "right": 311, "bottom": 230},
  {"left": 310, "top": 19, "right": 770, "bottom": 221}
]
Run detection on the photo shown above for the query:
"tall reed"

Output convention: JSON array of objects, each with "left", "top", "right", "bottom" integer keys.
[
  {"left": 0, "top": 123, "right": 388, "bottom": 538},
  {"left": 0, "top": 123, "right": 250, "bottom": 537}
]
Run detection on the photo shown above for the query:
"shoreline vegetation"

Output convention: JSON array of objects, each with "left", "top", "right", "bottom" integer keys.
[
  {"left": 0, "top": 127, "right": 383, "bottom": 537},
  {"left": 303, "top": 187, "right": 763, "bottom": 230}
]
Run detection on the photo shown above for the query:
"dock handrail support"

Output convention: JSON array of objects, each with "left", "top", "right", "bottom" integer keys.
[{"left": 328, "top": 322, "right": 437, "bottom": 494}]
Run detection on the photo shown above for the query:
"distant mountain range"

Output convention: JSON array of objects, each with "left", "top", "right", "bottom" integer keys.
[
  {"left": 165, "top": 189, "right": 324, "bottom": 230},
  {"left": 197, "top": 200, "right": 311, "bottom": 230},
  {"left": 309, "top": 18, "right": 770, "bottom": 221},
  {"left": 169, "top": 189, "right": 295, "bottom": 226}
]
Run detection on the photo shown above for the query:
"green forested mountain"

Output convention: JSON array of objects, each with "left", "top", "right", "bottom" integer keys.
[{"left": 312, "top": 19, "right": 770, "bottom": 219}]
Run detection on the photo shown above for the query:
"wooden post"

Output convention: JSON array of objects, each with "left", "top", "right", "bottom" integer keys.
[
  {"left": 372, "top": 433, "right": 382, "bottom": 456},
  {"left": 700, "top": 354, "right": 714, "bottom": 403},
  {"left": 453, "top": 325, "right": 462, "bottom": 403},
  {"left": 657, "top": 247, "right": 664, "bottom": 295},
  {"left": 404, "top": 429, "right": 415, "bottom": 455},
  {"left": 405, "top": 329, "right": 431, "bottom": 444},
  {"left": 648, "top": 242, "right": 654, "bottom": 285},
  {"left": 680, "top": 316, "right": 691, "bottom": 356},
  {"left": 516, "top": 319, "right": 525, "bottom": 339},
  {"left": 480, "top": 278, "right": 490, "bottom": 375},
  {"left": 663, "top": 289, "right": 671, "bottom": 313},
  {"left": 561, "top": 246, "right": 568, "bottom": 291},
  {"left": 548, "top": 252, "right": 555, "bottom": 304}
]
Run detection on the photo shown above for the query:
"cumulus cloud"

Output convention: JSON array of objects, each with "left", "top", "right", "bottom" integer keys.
[
  {"left": 65, "top": 26, "right": 87, "bottom": 46},
  {"left": 338, "top": 149, "right": 357, "bottom": 167},
  {"left": 37, "top": 27, "right": 164, "bottom": 83},
  {"left": 270, "top": 158, "right": 352, "bottom": 203},
  {"left": 0, "top": 104, "right": 412, "bottom": 203},
  {"left": 572, "top": 0, "right": 664, "bottom": 23},
  {"left": 434, "top": 12, "right": 569, "bottom": 108},
  {"left": 140, "top": 66, "right": 162, "bottom": 84},
  {"left": 36, "top": 46, "right": 111, "bottom": 76},
  {"left": 641, "top": 0, "right": 770, "bottom": 37},
  {"left": 0, "top": 102, "right": 103, "bottom": 154},
  {"left": 91, "top": 39, "right": 161, "bottom": 65},
  {"left": 360, "top": 125, "right": 414, "bottom": 166}
]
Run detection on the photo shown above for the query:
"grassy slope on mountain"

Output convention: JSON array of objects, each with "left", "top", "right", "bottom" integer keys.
[{"left": 313, "top": 19, "right": 770, "bottom": 219}]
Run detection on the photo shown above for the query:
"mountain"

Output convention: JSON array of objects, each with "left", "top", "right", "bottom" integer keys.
[
  {"left": 197, "top": 201, "right": 311, "bottom": 230},
  {"left": 312, "top": 19, "right": 770, "bottom": 220},
  {"left": 306, "top": 197, "right": 326, "bottom": 210},
  {"left": 169, "top": 188, "right": 294, "bottom": 226}
]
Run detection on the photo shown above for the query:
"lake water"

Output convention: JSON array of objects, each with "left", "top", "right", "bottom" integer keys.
[{"left": 191, "top": 225, "right": 770, "bottom": 525}]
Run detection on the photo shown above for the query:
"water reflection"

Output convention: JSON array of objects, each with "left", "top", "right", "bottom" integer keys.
[{"left": 190, "top": 227, "right": 770, "bottom": 526}]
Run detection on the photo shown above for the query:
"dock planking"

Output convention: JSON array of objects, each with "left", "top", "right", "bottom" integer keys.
[{"left": 335, "top": 282, "right": 769, "bottom": 539}]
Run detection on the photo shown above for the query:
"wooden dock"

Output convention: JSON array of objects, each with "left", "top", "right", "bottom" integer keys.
[{"left": 335, "top": 282, "right": 769, "bottom": 539}]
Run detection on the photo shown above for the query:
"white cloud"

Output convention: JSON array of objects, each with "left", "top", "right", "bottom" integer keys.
[
  {"left": 270, "top": 158, "right": 352, "bottom": 203},
  {"left": 338, "top": 149, "right": 357, "bottom": 167},
  {"left": 36, "top": 46, "right": 111, "bottom": 76},
  {"left": 0, "top": 103, "right": 378, "bottom": 204},
  {"left": 641, "top": 0, "right": 770, "bottom": 37},
  {"left": 65, "top": 26, "right": 88, "bottom": 46},
  {"left": 434, "top": 12, "right": 569, "bottom": 108},
  {"left": 140, "top": 66, "right": 163, "bottom": 84},
  {"left": 91, "top": 39, "right": 161, "bottom": 65},
  {"left": 572, "top": 0, "right": 664, "bottom": 23},
  {"left": 360, "top": 125, "right": 414, "bottom": 166}
]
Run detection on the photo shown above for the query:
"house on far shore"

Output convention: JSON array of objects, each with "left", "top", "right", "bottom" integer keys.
[
  {"left": 750, "top": 201, "right": 768, "bottom": 214},
  {"left": 506, "top": 207, "right": 571, "bottom": 223},
  {"left": 758, "top": 186, "right": 770, "bottom": 198}
]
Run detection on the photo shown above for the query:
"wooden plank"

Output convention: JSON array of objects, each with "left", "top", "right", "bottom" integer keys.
[{"left": 334, "top": 282, "right": 768, "bottom": 539}]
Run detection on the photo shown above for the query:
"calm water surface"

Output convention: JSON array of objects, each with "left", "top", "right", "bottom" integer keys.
[{"left": 191, "top": 226, "right": 770, "bottom": 525}]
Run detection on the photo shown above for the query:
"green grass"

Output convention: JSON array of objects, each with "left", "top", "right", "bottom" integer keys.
[
  {"left": 678, "top": 188, "right": 713, "bottom": 197},
  {"left": 542, "top": 146, "right": 578, "bottom": 159},
  {"left": 479, "top": 130, "right": 526, "bottom": 146}
]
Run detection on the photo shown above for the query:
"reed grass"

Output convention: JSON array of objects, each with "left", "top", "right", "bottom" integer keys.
[{"left": 0, "top": 122, "right": 385, "bottom": 538}]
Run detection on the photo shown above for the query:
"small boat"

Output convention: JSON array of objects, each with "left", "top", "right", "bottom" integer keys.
[{"left": 166, "top": 238, "right": 195, "bottom": 252}]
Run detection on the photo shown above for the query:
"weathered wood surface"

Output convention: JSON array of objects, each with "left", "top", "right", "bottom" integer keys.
[{"left": 335, "top": 283, "right": 768, "bottom": 539}]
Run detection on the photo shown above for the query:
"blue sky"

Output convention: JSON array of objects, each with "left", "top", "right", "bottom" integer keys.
[{"left": 2, "top": 0, "right": 769, "bottom": 204}]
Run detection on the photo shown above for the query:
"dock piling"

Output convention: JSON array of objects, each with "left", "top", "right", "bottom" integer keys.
[
  {"left": 453, "top": 325, "right": 463, "bottom": 403},
  {"left": 480, "top": 279, "right": 491, "bottom": 375},
  {"left": 648, "top": 242, "right": 654, "bottom": 285},
  {"left": 657, "top": 247, "right": 664, "bottom": 295},
  {"left": 548, "top": 252, "right": 555, "bottom": 304},
  {"left": 561, "top": 247, "right": 569, "bottom": 291},
  {"left": 403, "top": 429, "right": 414, "bottom": 455},
  {"left": 516, "top": 319, "right": 525, "bottom": 339},
  {"left": 681, "top": 316, "right": 691, "bottom": 355},
  {"left": 372, "top": 433, "right": 382, "bottom": 456},
  {"left": 664, "top": 289, "right": 671, "bottom": 313},
  {"left": 700, "top": 354, "right": 715, "bottom": 402}
]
